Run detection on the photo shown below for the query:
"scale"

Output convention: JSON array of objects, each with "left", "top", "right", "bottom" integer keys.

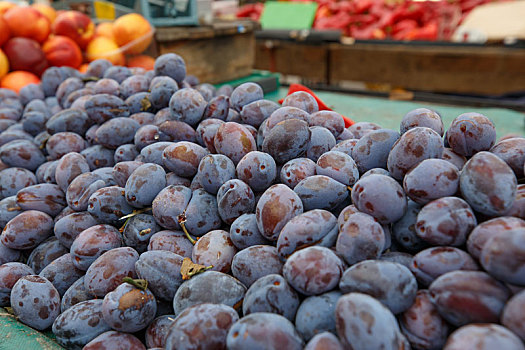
[{"left": 50, "top": 0, "right": 199, "bottom": 26}]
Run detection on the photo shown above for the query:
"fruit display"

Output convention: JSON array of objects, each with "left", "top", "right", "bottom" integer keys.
[
  {"left": 0, "top": 52, "right": 525, "bottom": 350},
  {"left": 0, "top": 3, "right": 155, "bottom": 92},
  {"left": 237, "top": 0, "right": 513, "bottom": 40}
]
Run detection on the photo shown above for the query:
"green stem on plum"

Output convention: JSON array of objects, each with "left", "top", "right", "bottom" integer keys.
[
  {"left": 178, "top": 212, "right": 198, "bottom": 245},
  {"left": 122, "top": 277, "right": 148, "bottom": 291},
  {"left": 82, "top": 76, "right": 100, "bottom": 82},
  {"left": 118, "top": 208, "right": 152, "bottom": 232}
]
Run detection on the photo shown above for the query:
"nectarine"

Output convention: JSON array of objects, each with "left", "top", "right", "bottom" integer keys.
[
  {"left": 79, "top": 63, "right": 89, "bottom": 74},
  {"left": 32, "top": 4, "right": 57, "bottom": 24},
  {"left": 43, "top": 35, "right": 83, "bottom": 69},
  {"left": 0, "top": 1, "right": 15, "bottom": 16},
  {"left": 3, "top": 37, "right": 48, "bottom": 76},
  {"left": 0, "top": 49, "right": 8, "bottom": 80},
  {"left": 0, "top": 17, "right": 10, "bottom": 47},
  {"left": 86, "top": 36, "right": 125, "bottom": 66},
  {"left": 127, "top": 55, "right": 155, "bottom": 70},
  {"left": 3, "top": 6, "right": 51, "bottom": 43},
  {"left": 52, "top": 11, "right": 95, "bottom": 50},
  {"left": 95, "top": 22, "right": 115, "bottom": 41},
  {"left": 112, "top": 14, "right": 153, "bottom": 55},
  {"left": 0, "top": 71, "right": 40, "bottom": 93}
]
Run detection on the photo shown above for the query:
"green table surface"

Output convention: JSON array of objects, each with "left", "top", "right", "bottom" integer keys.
[
  {"left": 0, "top": 308, "right": 64, "bottom": 350},
  {"left": 266, "top": 88, "right": 525, "bottom": 139}
]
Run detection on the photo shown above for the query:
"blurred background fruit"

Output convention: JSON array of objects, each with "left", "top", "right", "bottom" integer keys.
[
  {"left": 42, "top": 36, "right": 83, "bottom": 69},
  {"left": 78, "top": 63, "right": 89, "bottom": 73},
  {"left": 0, "top": 49, "right": 8, "bottom": 80},
  {"left": 86, "top": 36, "right": 125, "bottom": 66},
  {"left": 0, "top": 71, "right": 40, "bottom": 93},
  {"left": 112, "top": 13, "right": 153, "bottom": 54},
  {"left": 95, "top": 22, "right": 115, "bottom": 41},
  {"left": 0, "top": 17, "right": 10, "bottom": 47},
  {"left": 32, "top": 3, "right": 57, "bottom": 24},
  {"left": 52, "top": 10, "right": 95, "bottom": 50},
  {"left": 3, "top": 6, "right": 51, "bottom": 43},
  {"left": 3, "top": 38, "right": 48, "bottom": 76},
  {"left": 127, "top": 55, "right": 155, "bottom": 70},
  {"left": 0, "top": 1, "right": 15, "bottom": 16}
]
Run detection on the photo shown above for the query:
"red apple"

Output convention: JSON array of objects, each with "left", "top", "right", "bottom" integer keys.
[
  {"left": 3, "top": 6, "right": 51, "bottom": 43},
  {"left": 52, "top": 11, "right": 95, "bottom": 50},
  {"left": 3, "top": 38, "right": 48, "bottom": 76},
  {"left": 42, "top": 35, "right": 82, "bottom": 68}
]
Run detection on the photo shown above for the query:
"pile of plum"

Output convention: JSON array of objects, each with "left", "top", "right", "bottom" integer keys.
[{"left": 0, "top": 53, "right": 525, "bottom": 350}]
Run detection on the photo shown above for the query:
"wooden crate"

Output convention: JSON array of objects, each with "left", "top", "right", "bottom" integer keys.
[
  {"left": 329, "top": 42, "right": 525, "bottom": 95},
  {"left": 254, "top": 40, "right": 329, "bottom": 83},
  {"left": 253, "top": 37, "right": 525, "bottom": 95},
  {"left": 153, "top": 20, "right": 256, "bottom": 84}
]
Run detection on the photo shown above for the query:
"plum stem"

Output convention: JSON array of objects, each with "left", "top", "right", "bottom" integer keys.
[
  {"left": 122, "top": 277, "right": 148, "bottom": 291},
  {"left": 82, "top": 76, "right": 100, "bottom": 82},
  {"left": 178, "top": 211, "right": 198, "bottom": 245},
  {"left": 119, "top": 207, "right": 152, "bottom": 232}
]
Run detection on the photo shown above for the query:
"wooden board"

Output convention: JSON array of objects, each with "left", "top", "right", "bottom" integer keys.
[
  {"left": 155, "top": 20, "right": 257, "bottom": 41},
  {"left": 154, "top": 20, "right": 256, "bottom": 84},
  {"left": 157, "top": 33, "right": 255, "bottom": 84},
  {"left": 329, "top": 42, "right": 525, "bottom": 95},
  {"left": 254, "top": 40, "right": 328, "bottom": 83}
]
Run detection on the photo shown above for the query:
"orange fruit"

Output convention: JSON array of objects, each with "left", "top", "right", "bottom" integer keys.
[
  {"left": 127, "top": 55, "right": 155, "bottom": 70},
  {"left": 86, "top": 36, "right": 125, "bottom": 66},
  {"left": 112, "top": 14, "right": 153, "bottom": 54},
  {"left": 3, "top": 6, "right": 51, "bottom": 43},
  {"left": 32, "top": 4, "right": 57, "bottom": 24},
  {"left": 0, "top": 17, "right": 10, "bottom": 47},
  {"left": 0, "top": 1, "right": 16, "bottom": 16},
  {"left": 1, "top": 71, "right": 40, "bottom": 93},
  {"left": 95, "top": 22, "right": 115, "bottom": 41},
  {"left": 79, "top": 63, "right": 89, "bottom": 74}
]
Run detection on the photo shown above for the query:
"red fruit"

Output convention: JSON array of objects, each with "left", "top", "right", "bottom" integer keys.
[
  {"left": 52, "top": 11, "right": 95, "bottom": 50},
  {"left": 42, "top": 35, "right": 83, "bottom": 68},
  {"left": 3, "top": 6, "right": 51, "bottom": 43},
  {"left": 3, "top": 38, "right": 48, "bottom": 76},
  {"left": 0, "top": 17, "right": 10, "bottom": 47}
]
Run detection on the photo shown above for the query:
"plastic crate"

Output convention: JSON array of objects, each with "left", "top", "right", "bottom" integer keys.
[{"left": 50, "top": 0, "right": 199, "bottom": 26}]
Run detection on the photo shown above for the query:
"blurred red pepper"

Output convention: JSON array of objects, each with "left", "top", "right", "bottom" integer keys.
[
  {"left": 391, "top": 18, "right": 419, "bottom": 39},
  {"left": 351, "top": 24, "right": 386, "bottom": 39},
  {"left": 236, "top": 3, "right": 264, "bottom": 20},
  {"left": 354, "top": 0, "right": 375, "bottom": 14},
  {"left": 247, "top": 0, "right": 507, "bottom": 42},
  {"left": 315, "top": 12, "right": 353, "bottom": 30},
  {"left": 405, "top": 21, "right": 438, "bottom": 41},
  {"left": 315, "top": 4, "right": 332, "bottom": 20}
]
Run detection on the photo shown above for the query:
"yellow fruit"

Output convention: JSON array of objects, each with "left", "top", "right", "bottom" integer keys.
[
  {"left": 95, "top": 22, "right": 115, "bottom": 41},
  {"left": 112, "top": 13, "right": 153, "bottom": 55},
  {"left": 32, "top": 4, "right": 57, "bottom": 24},
  {"left": 86, "top": 36, "right": 125, "bottom": 66},
  {"left": 0, "top": 49, "right": 9, "bottom": 80}
]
